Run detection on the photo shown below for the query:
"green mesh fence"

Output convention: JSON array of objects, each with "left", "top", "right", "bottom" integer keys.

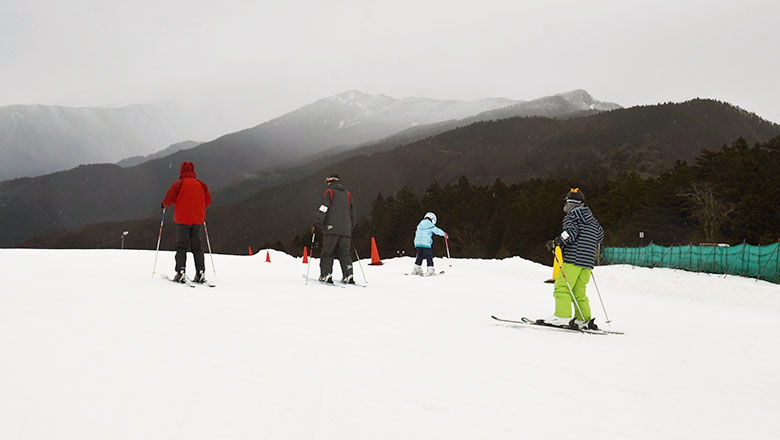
[{"left": 601, "top": 242, "right": 780, "bottom": 284}]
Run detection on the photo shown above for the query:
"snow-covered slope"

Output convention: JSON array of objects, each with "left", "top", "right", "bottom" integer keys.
[{"left": 2, "top": 249, "right": 776, "bottom": 439}]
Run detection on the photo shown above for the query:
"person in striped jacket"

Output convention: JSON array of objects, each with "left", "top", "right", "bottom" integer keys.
[{"left": 542, "top": 188, "right": 604, "bottom": 330}]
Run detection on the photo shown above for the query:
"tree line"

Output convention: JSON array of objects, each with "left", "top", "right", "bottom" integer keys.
[{"left": 283, "top": 135, "right": 780, "bottom": 265}]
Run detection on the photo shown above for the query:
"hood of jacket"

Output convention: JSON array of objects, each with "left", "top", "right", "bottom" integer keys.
[
  {"left": 179, "top": 161, "right": 196, "bottom": 179},
  {"left": 328, "top": 181, "right": 347, "bottom": 192},
  {"left": 569, "top": 205, "right": 595, "bottom": 223},
  {"left": 418, "top": 218, "right": 436, "bottom": 230}
]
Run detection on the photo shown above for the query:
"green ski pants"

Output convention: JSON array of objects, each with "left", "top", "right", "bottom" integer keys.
[{"left": 553, "top": 262, "right": 592, "bottom": 321}]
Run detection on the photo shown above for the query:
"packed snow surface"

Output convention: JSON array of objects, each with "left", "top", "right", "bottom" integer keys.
[{"left": 1, "top": 249, "right": 778, "bottom": 439}]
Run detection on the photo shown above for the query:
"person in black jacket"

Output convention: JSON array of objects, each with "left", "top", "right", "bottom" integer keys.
[{"left": 313, "top": 174, "right": 357, "bottom": 283}]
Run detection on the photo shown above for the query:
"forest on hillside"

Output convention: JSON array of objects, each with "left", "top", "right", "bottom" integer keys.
[{"left": 290, "top": 136, "right": 780, "bottom": 265}]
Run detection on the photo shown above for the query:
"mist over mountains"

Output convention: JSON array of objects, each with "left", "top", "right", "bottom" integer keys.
[
  {"left": 0, "top": 103, "right": 242, "bottom": 180},
  {"left": 0, "top": 89, "right": 622, "bottom": 247},
  {"left": 116, "top": 141, "right": 202, "bottom": 168},
  {"left": 0, "top": 89, "right": 617, "bottom": 182},
  {"left": 10, "top": 96, "right": 780, "bottom": 253}
]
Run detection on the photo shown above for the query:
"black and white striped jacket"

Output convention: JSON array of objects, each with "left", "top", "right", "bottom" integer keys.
[{"left": 559, "top": 206, "right": 604, "bottom": 269}]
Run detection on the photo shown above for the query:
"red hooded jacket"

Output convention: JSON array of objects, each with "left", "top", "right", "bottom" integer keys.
[{"left": 162, "top": 162, "right": 212, "bottom": 225}]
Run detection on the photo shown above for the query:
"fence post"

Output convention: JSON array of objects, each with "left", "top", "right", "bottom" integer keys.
[
  {"left": 741, "top": 240, "right": 746, "bottom": 277},
  {"left": 652, "top": 245, "right": 672, "bottom": 269},
  {"left": 689, "top": 243, "right": 693, "bottom": 272},
  {"left": 757, "top": 241, "right": 779, "bottom": 283},
  {"left": 698, "top": 244, "right": 702, "bottom": 273},
  {"left": 711, "top": 246, "right": 716, "bottom": 274},
  {"left": 649, "top": 243, "right": 654, "bottom": 267},
  {"left": 677, "top": 245, "right": 682, "bottom": 269}
]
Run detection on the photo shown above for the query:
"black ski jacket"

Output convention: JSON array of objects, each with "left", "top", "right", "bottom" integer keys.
[{"left": 315, "top": 182, "right": 356, "bottom": 236}]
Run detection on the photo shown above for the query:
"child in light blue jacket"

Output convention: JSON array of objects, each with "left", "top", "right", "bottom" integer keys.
[{"left": 412, "top": 212, "right": 447, "bottom": 276}]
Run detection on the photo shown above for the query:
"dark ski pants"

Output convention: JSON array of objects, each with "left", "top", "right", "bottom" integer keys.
[
  {"left": 175, "top": 223, "right": 205, "bottom": 274},
  {"left": 415, "top": 247, "right": 434, "bottom": 266},
  {"left": 320, "top": 234, "right": 353, "bottom": 279}
]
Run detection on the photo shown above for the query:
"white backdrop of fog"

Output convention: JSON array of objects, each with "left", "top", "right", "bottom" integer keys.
[{"left": 1, "top": 0, "right": 778, "bottom": 128}]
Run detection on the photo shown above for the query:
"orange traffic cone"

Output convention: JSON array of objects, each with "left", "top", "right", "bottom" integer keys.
[
  {"left": 265, "top": 250, "right": 271, "bottom": 262},
  {"left": 368, "top": 237, "right": 383, "bottom": 265},
  {"left": 248, "top": 246, "right": 253, "bottom": 256},
  {"left": 302, "top": 246, "right": 309, "bottom": 264}
]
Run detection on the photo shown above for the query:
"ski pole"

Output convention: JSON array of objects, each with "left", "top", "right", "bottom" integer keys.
[
  {"left": 305, "top": 229, "right": 315, "bottom": 285},
  {"left": 445, "top": 235, "right": 452, "bottom": 267},
  {"left": 152, "top": 207, "right": 166, "bottom": 277},
  {"left": 203, "top": 221, "right": 216, "bottom": 276},
  {"left": 551, "top": 249, "right": 586, "bottom": 323},
  {"left": 354, "top": 247, "right": 367, "bottom": 284},
  {"left": 589, "top": 271, "right": 612, "bottom": 326}
]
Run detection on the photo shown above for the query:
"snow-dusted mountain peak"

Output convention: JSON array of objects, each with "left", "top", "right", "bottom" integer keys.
[
  {"left": 555, "top": 89, "right": 621, "bottom": 111},
  {"left": 325, "top": 90, "right": 396, "bottom": 111}
]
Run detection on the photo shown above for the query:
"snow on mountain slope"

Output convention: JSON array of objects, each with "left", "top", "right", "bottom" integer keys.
[
  {"left": 0, "top": 104, "right": 211, "bottom": 180},
  {"left": 470, "top": 89, "right": 622, "bottom": 122},
  {"left": 272, "top": 90, "right": 517, "bottom": 134},
  {"left": 1, "top": 249, "right": 776, "bottom": 439}
]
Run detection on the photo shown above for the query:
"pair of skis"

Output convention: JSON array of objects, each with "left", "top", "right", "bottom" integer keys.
[
  {"left": 302, "top": 274, "right": 366, "bottom": 288},
  {"left": 491, "top": 316, "right": 623, "bottom": 335},
  {"left": 404, "top": 270, "right": 445, "bottom": 277},
  {"left": 161, "top": 274, "right": 216, "bottom": 288}
]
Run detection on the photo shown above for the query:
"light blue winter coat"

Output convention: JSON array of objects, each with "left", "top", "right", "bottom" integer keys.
[{"left": 414, "top": 219, "right": 446, "bottom": 248}]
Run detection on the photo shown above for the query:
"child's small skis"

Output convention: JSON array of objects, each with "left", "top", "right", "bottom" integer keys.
[{"left": 404, "top": 270, "right": 445, "bottom": 277}]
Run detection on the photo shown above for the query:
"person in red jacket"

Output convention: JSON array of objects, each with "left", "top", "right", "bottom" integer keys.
[{"left": 162, "top": 161, "right": 212, "bottom": 283}]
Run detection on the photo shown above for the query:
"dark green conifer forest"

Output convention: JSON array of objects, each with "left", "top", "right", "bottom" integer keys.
[{"left": 294, "top": 136, "right": 780, "bottom": 265}]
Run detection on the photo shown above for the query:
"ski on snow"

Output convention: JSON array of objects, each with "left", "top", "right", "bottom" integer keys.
[
  {"left": 161, "top": 274, "right": 215, "bottom": 288},
  {"left": 490, "top": 316, "right": 624, "bottom": 335},
  {"left": 191, "top": 279, "right": 216, "bottom": 288},
  {"left": 404, "top": 271, "right": 445, "bottom": 277},
  {"left": 302, "top": 274, "right": 346, "bottom": 288},
  {"left": 337, "top": 280, "right": 367, "bottom": 288},
  {"left": 161, "top": 274, "right": 195, "bottom": 288}
]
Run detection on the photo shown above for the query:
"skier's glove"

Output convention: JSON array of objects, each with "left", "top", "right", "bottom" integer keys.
[
  {"left": 160, "top": 202, "right": 165, "bottom": 210},
  {"left": 545, "top": 237, "right": 562, "bottom": 252}
]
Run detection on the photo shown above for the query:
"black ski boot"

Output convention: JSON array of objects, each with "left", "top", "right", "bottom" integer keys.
[
  {"left": 193, "top": 270, "right": 207, "bottom": 284},
  {"left": 341, "top": 274, "right": 355, "bottom": 284},
  {"left": 575, "top": 318, "right": 599, "bottom": 330},
  {"left": 172, "top": 269, "right": 186, "bottom": 283},
  {"left": 318, "top": 274, "right": 333, "bottom": 284}
]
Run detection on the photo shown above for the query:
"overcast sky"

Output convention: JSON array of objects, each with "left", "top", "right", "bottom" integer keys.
[{"left": 2, "top": 0, "right": 778, "bottom": 124}]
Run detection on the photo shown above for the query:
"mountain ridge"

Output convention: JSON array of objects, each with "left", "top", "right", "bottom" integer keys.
[
  {"left": 14, "top": 98, "right": 780, "bottom": 254},
  {"left": 0, "top": 89, "right": 621, "bottom": 246}
]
